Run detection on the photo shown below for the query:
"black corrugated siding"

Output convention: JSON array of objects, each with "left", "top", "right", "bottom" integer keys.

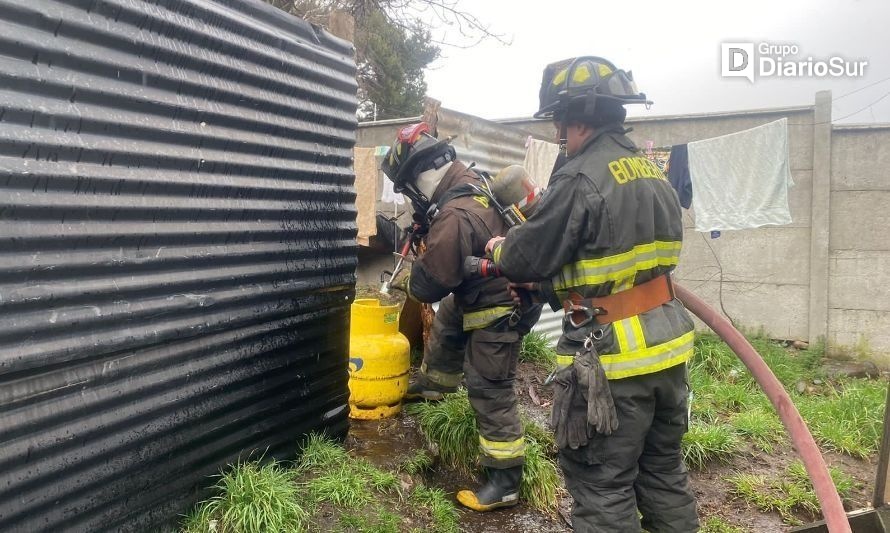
[{"left": 0, "top": 0, "right": 357, "bottom": 530}]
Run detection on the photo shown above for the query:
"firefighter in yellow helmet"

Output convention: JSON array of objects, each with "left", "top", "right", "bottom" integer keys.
[
  {"left": 381, "top": 123, "right": 542, "bottom": 512},
  {"left": 487, "top": 57, "right": 700, "bottom": 531}
]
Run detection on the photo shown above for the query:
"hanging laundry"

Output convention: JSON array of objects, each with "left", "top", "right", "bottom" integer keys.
[
  {"left": 687, "top": 118, "right": 793, "bottom": 232},
  {"left": 666, "top": 144, "right": 693, "bottom": 209},
  {"left": 380, "top": 174, "right": 405, "bottom": 205},
  {"left": 523, "top": 138, "right": 560, "bottom": 188},
  {"left": 353, "top": 147, "right": 378, "bottom": 246}
]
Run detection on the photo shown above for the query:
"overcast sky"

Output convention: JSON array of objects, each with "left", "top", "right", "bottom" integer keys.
[{"left": 423, "top": 0, "right": 890, "bottom": 124}]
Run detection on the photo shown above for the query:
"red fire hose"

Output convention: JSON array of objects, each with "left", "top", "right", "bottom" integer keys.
[{"left": 674, "top": 283, "right": 851, "bottom": 533}]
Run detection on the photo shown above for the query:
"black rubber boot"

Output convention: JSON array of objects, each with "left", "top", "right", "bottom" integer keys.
[
  {"left": 456, "top": 466, "right": 522, "bottom": 511},
  {"left": 403, "top": 379, "right": 457, "bottom": 402}
]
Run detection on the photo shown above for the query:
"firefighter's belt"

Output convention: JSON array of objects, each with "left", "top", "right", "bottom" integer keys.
[{"left": 562, "top": 275, "right": 674, "bottom": 328}]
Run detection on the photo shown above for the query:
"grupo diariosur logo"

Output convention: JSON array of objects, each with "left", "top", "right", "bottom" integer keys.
[{"left": 721, "top": 42, "right": 868, "bottom": 82}]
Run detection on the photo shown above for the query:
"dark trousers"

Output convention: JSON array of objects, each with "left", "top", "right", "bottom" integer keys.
[
  {"left": 421, "top": 296, "right": 540, "bottom": 468},
  {"left": 558, "top": 363, "right": 699, "bottom": 532}
]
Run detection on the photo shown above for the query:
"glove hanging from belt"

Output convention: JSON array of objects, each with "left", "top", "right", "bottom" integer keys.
[
  {"left": 550, "top": 363, "right": 590, "bottom": 450},
  {"left": 550, "top": 333, "right": 618, "bottom": 449},
  {"left": 575, "top": 334, "right": 618, "bottom": 436}
]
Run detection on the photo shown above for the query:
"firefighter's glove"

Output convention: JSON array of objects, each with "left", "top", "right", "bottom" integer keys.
[
  {"left": 575, "top": 342, "right": 619, "bottom": 436},
  {"left": 550, "top": 365, "right": 590, "bottom": 450}
]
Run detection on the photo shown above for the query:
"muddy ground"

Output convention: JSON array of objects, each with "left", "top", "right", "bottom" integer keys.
[{"left": 346, "top": 361, "right": 878, "bottom": 532}]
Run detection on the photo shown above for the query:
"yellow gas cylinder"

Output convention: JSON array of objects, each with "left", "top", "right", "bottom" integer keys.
[{"left": 348, "top": 298, "right": 410, "bottom": 419}]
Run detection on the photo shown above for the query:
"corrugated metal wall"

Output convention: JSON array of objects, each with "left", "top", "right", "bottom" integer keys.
[{"left": 0, "top": 0, "right": 357, "bottom": 531}]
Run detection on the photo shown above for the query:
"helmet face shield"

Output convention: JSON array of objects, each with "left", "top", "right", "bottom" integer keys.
[{"left": 603, "top": 70, "right": 641, "bottom": 100}]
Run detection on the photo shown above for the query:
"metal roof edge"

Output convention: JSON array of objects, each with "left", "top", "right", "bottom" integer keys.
[{"left": 496, "top": 104, "right": 816, "bottom": 124}]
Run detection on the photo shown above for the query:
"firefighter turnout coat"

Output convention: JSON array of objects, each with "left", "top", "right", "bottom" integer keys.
[{"left": 492, "top": 126, "right": 694, "bottom": 377}]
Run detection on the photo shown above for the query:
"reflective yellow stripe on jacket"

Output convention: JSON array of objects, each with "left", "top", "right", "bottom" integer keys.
[
  {"left": 463, "top": 306, "right": 514, "bottom": 331},
  {"left": 552, "top": 240, "right": 681, "bottom": 297},
  {"left": 560, "top": 330, "right": 694, "bottom": 380},
  {"left": 614, "top": 316, "right": 648, "bottom": 352},
  {"left": 479, "top": 436, "right": 526, "bottom": 460}
]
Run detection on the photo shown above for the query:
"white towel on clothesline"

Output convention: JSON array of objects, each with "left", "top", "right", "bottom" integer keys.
[{"left": 687, "top": 118, "right": 793, "bottom": 232}]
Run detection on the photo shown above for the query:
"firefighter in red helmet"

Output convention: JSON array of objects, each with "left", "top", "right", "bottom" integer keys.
[{"left": 382, "top": 123, "right": 542, "bottom": 511}]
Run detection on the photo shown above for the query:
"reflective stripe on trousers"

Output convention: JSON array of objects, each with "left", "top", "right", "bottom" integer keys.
[{"left": 479, "top": 435, "right": 526, "bottom": 461}]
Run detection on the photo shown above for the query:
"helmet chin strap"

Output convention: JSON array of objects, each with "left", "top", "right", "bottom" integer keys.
[
  {"left": 558, "top": 122, "right": 568, "bottom": 156},
  {"left": 400, "top": 183, "right": 430, "bottom": 213}
]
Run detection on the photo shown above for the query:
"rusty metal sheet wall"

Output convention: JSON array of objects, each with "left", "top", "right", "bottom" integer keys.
[
  {"left": 434, "top": 107, "right": 531, "bottom": 175},
  {"left": 0, "top": 0, "right": 357, "bottom": 530}
]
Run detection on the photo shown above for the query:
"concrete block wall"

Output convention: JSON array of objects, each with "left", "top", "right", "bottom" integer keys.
[{"left": 829, "top": 125, "right": 890, "bottom": 363}]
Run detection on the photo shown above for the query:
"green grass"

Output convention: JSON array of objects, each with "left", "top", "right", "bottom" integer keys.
[
  {"left": 298, "top": 436, "right": 398, "bottom": 508},
  {"left": 410, "top": 485, "right": 460, "bottom": 533},
  {"left": 297, "top": 432, "right": 350, "bottom": 469},
  {"left": 305, "top": 462, "right": 375, "bottom": 507},
  {"left": 520, "top": 331, "right": 556, "bottom": 370},
  {"left": 710, "top": 381, "right": 757, "bottom": 413},
  {"left": 182, "top": 459, "right": 308, "bottom": 533},
  {"left": 731, "top": 408, "right": 785, "bottom": 453},
  {"left": 369, "top": 508, "right": 400, "bottom": 533},
  {"left": 726, "top": 461, "right": 858, "bottom": 525},
  {"left": 406, "top": 390, "right": 479, "bottom": 475},
  {"left": 522, "top": 413, "right": 557, "bottom": 455},
  {"left": 182, "top": 435, "right": 460, "bottom": 533},
  {"left": 688, "top": 333, "right": 886, "bottom": 463},
  {"left": 682, "top": 422, "right": 740, "bottom": 469},
  {"left": 796, "top": 380, "right": 887, "bottom": 458},
  {"left": 407, "top": 391, "right": 560, "bottom": 512},
  {"left": 786, "top": 461, "right": 857, "bottom": 503},
  {"left": 398, "top": 448, "right": 434, "bottom": 475},
  {"left": 700, "top": 516, "right": 747, "bottom": 533},
  {"left": 337, "top": 511, "right": 366, "bottom": 530},
  {"left": 692, "top": 334, "right": 747, "bottom": 379},
  {"left": 749, "top": 336, "right": 824, "bottom": 387},
  {"left": 520, "top": 436, "right": 560, "bottom": 511}
]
